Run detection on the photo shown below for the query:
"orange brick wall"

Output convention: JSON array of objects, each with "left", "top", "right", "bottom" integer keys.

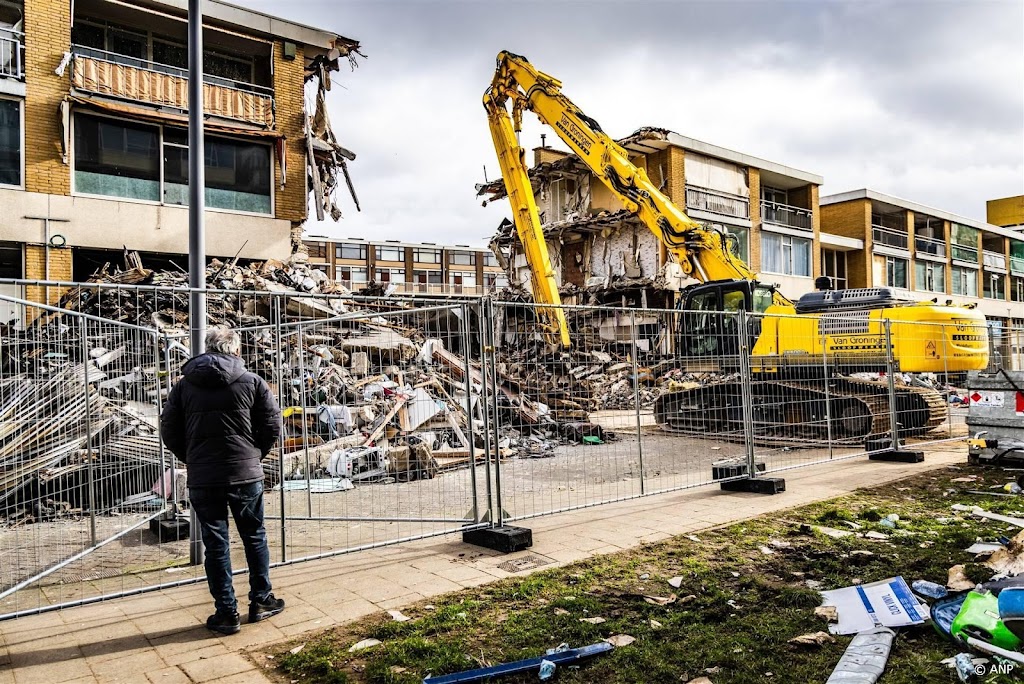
[
  {"left": 821, "top": 199, "right": 871, "bottom": 288},
  {"left": 24, "top": 245, "right": 71, "bottom": 306},
  {"left": 272, "top": 40, "right": 308, "bottom": 248},
  {"left": 23, "top": 0, "right": 71, "bottom": 196},
  {"left": 748, "top": 168, "right": 761, "bottom": 272}
]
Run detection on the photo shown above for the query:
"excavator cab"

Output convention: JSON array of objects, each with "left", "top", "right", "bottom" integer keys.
[{"left": 677, "top": 280, "right": 774, "bottom": 358}]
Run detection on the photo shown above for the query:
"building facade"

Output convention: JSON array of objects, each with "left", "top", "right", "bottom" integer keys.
[
  {"left": 821, "top": 189, "right": 1024, "bottom": 368},
  {"left": 987, "top": 195, "right": 1024, "bottom": 230},
  {"left": 302, "top": 237, "right": 507, "bottom": 296},
  {"left": 478, "top": 128, "right": 827, "bottom": 305},
  {"left": 0, "top": 0, "right": 359, "bottom": 306}
]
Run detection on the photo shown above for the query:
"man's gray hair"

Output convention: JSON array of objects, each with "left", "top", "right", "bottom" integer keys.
[{"left": 206, "top": 327, "right": 241, "bottom": 356}]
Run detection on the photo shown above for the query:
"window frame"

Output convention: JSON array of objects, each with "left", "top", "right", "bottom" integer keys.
[
  {"left": 413, "top": 248, "right": 441, "bottom": 264},
  {"left": 0, "top": 95, "right": 24, "bottom": 190},
  {"left": 885, "top": 255, "right": 908, "bottom": 289},
  {"left": 335, "top": 243, "right": 367, "bottom": 260},
  {"left": 761, "top": 231, "right": 811, "bottom": 277},
  {"left": 449, "top": 251, "right": 477, "bottom": 266},
  {"left": 374, "top": 245, "right": 405, "bottom": 262},
  {"left": 70, "top": 111, "right": 274, "bottom": 216}
]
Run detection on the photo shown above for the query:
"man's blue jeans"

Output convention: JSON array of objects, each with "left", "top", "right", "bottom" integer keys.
[{"left": 189, "top": 481, "right": 272, "bottom": 614}]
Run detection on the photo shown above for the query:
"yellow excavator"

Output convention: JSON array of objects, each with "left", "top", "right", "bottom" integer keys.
[{"left": 484, "top": 51, "right": 990, "bottom": 442}]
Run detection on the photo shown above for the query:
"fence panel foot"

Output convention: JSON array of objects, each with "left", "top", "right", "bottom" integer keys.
[
  {"left": 868, "top": 450, "right": 925, "bottom": 463},
  {"left": 463, "top": 525, "right": 533, "bottom": 553},
  {"left": 720, "top": 477, "right": 786, "bottom": 495}
]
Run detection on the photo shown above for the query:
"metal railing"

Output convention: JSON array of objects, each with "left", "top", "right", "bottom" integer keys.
[
  {"left": 915, "top": 235, "right": 946, "bottom": 258},
  {"left": 761, "top": 200, "right": 813, "bottom": 231},
  {"left": 1011, "top": 255, "right": 1024, "bottom": 275},
  {"left": 983, "top": 250, "right": 1007, "bottom": 270},
  {"left": 0, "top": 28, "right": 23, "bottom": 79},
  {"left": 952, "top": 244, "right": 980, "bottom": 263},
  {"left": 872, "top": 225, "right": 909, "bottom": 250},
  {"left": 685, "top": 185, "right": 750, "bottom": 219}
]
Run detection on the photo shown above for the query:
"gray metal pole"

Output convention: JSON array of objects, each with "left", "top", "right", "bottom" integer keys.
[{"left": 187, "top": 0, "right": 206, "bottom": 567}]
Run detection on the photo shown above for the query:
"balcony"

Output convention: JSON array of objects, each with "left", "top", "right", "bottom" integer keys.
[
  {"left": 685, "top": 186, "right": 749, "bottom": 220},
  {"left": 914, "top": 235, "right": 946, "bottom": 258},
  {"left": 951, "top": 244, "right": 979, "bottom": 263},
  {"left": 70, "top": 46, "right": 274, "bottom": 128},
  {"left": 1012, "top": 255, "right": 1024, "bottom": 275},
  {"left": 0, "top": 27, "right": 23, "bottom": 79},
  {"left": 983, "top": 250, "right": 1007, "bottom": 271},
  {"left": 871, "top": 225, "right": 909, "bottom": 250},
  {"left": 761, "top": 200, "right": 812, "bottom": 231}
]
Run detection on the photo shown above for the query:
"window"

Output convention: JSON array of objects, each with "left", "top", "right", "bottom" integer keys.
[
  {"left": 484, "top": 272, "right": 499, "bottom": 290},
  {"left": 374, "top": 268, "right": 405, "bottom": 283},
  {"left": 449, "top": 251, "right": 476, "bottom": 266},
  {"left": 74, "top": 114, "right": 160, "bottom": 201},
  {"left": 951, "top": 223, "right": 980, "bottom": 262},
  {"left": 414, "top": 248, "right": 441, "bottom": 263},
  {"left": 711, "top": 223, "right": 748, "bottom": 265},
  {"left": 162, "top": 128, "right": 271, "bottom": 213},
  {"left": 450, "top": 271, "right": 477, "bottom": 287},
  {"left": 107, "top": 27, "right": 147, "bottom": 60},
  {"left": 761, "top": 232, "right": 810, "bottom": 276},
  {"left": 414, "top": 269, "right": 443, "bottom": 284},
  {"left": 1012, "top": 277, "right": 1024, "bottom": 303},
  {"left": 0, "top": 242, "right": 20, "bottom": 278},
  {"left": 375, "top": 245, "right": 404, "bottom": 262},
  {"left": 483, "top": 252, "right": 499, "bottom": 267},
  {"left": 336, "top": 266, "right": 367, "bottom": 284},
  {"left": 335, "top": 243, "right": 367, "bottom": 260},
  {"left": 952, "top": 265, "right": 978, "bottom": 297},
  {"left": 761, "top": 186, "right": 787, "bottom": 205},
  {"left": 885, "top": 256, "right": 908, "bottom": 289},
  {"left": 0, "top": 98, "right": 20, "bottom": 187},
  {"left": 204, "top": 51, "right": 253, "bottom": 83},
  {"left": 914, "top": 260, "right": 946, "bottom": 293},
  {"left": 984, "top": 272, "right": 1006, "bottom": 300},
  {"left": 305, "top": 242, "right": 327, "bottom": 259},
  {"left": 821, "top": 249, "right": 848, "bottom": 290},
  {"left": 152, "top": 37, "right": 187, "bottom": 69}
]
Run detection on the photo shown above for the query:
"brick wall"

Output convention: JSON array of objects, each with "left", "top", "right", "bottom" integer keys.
[
  {"left": 24, "top": 0, "right": 71, "bottom": 196},
  {"left": 821, "top": 199, "right": 870, "bottom": 288},
  {"left": 748, "top": 168, "right": 761, "bottom": 271},
  {"left": 533, "top": 147, "right": 569, "bottom": 166},
  {"left": 810, "top": 184, "right": 821, "bottom": 279},
  {"left": 24, "top": 244, "right": 71, "bottom": 306},
  {"left": 272, "top": 40, "right": 308, "bottom": 250}
]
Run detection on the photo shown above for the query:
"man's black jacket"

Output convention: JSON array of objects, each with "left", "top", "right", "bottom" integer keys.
[{"left": 160, "top": 352, "right": 281, "bottom": 487}]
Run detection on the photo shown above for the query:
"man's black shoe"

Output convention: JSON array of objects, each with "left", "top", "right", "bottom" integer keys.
[
  {"left": 249, "top": 594, "right": 285, "bottom": 623},
  {"left": 206, "top": 610, "right": 241, "bottom": 635}
]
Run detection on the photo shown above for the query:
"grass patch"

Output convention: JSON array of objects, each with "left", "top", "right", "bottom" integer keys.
[{"left": 262, "top": 465, "right": 1024, "bottom": 683}]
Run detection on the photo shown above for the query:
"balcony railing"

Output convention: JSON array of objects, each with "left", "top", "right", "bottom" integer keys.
[
  {"left": 1011, "top": 255, "right": 1024, "bottom": 275},
  {"left": 872, "top": 225, "right": 909, "bottom": 250},
  {"left": 983, "top": 250, "right": 1007, "bottom": 270},
  {"left": 761, "top": 200, "right": 813, "bottom": 231},
  {"left": 951, "top": 244, "right": 979, "bottom": 263},
  {"left": 70, "top": 46, "right": 274, "bottom": 128},
  {"left": 914, "top": 235, "right": 946, "bottom": 258},
  {"left": 0, "top": 28, "right": 23, "bottom": 79},
  {"left": 685, "top": 186, "right": 749, "bottom": 219}
]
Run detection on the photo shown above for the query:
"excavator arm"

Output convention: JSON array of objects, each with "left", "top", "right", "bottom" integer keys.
[{"left": 485, "top": 51, "right": 780, "bottom": 346}]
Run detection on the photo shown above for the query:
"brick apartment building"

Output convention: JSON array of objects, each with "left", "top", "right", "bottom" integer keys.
[
  {"left": 821, "top": 189, "right": 1024, "bottom": 366},
  {"left": 477, "top": 127, "right": 838, "bottom": 305},
  {"left": 302, "top": 237, "right": 507, "bottom": 296},
  {"left": 0, "top": 0, "right": 359, "bottom": 310}
]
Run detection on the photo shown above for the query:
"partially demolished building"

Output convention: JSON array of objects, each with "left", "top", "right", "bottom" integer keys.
[
  {"left": 478, "top": 128, "right": 837, "bottom": 308},
  {"left": 0, "top": 0, "right": 361, "bottom": 307}
]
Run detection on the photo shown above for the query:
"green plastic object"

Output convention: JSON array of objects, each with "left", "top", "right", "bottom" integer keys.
[
  {"left": 951, "top": 590, "right": 1022, "bottom": 651},
  {"left": 582, "top": 436, "right": 604, "bottom": 445}
]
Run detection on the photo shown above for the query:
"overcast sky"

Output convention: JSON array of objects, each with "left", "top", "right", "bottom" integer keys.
[{"left": 245, "top": 0, "right": 1023, "bottom": 247}]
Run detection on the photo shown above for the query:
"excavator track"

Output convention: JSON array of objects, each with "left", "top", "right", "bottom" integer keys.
[{"left": 653, "top": 376, "right": 947, "bottom": 446}]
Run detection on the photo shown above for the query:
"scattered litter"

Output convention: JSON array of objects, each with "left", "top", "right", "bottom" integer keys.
[
  {"left": 821, "top": 577, "right": 927, "bottom": 635},
  {"left": 864, "top": 531, "right": 889, "bottom": 540},
  {"left": 911, "top": 579, "right": 948, "bottom": 599},
  {"left": 686, "top": 535, "right": 701, "bottom": 543},
  {"left": 966, "top": 542, "right": 1003, "bottom": 555},
  {"left": 649, "top": 619, "right": 663, "bottom": 629},
  {"left": 604, "top": 634, "right": 636, "bottom": 647},
  {"left": 348, "top": 638, "right": 382, "bottom": 653},
  {"left": 815, "top": 606, "right": 839, "bottom": 622},
  {"left": 850, "top": 550, "right": 874, "bottom": 557},
  {"left": 579, "top": 617, "right": 606, "bottom": 624},
  {"left": 759, "top": 545, "right": 775, "bottom": 555},
  {"left": 553, "top": 608, "right": 570, "bottom": 616},
  {"left": 390, "top": 666, "right": 408, "bottom": 675},
  {"left": 538, "top": 660, "right": 556, "bottom": 681},
  {"left": 638, "top": 573, "right": 650, "bottom": 580},
  {"left": 668, "top": 576, "right": 683, "bottom": 588},
  {"left": 387, "top": 609, "right": 411, "bottom": 622},
  {"left": 810, "top": 525, "right": 854, "bottom": 539},
  {"left": 825, "top": 626, "right": 894, "bottom": 684},
  {"left": 947, "top": 565, "right": 975, "bottom": 592},
  {"left": 642, "top": 593, "right": 678, "bottom": 606},
  {"left": 289, "top": 643, "right": 306, "bottom": 655},
  {"left": 422, "top": 643, "right": 613, "bottom": 684},
  {"left": 789, "top": 631, "right": 835, "bottom": 646}
]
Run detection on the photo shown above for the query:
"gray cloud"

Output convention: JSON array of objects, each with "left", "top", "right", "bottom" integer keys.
[{"left": 243, "top": 0, "right": 1023, "bottom": 244}]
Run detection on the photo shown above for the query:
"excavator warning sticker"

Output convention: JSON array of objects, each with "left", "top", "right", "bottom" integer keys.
[
  {"left": 925, "top": 340, "right": 938, "bottom": 358},
  {"left": 970, "top": 391, "right": 1004, "bottom": 407}
]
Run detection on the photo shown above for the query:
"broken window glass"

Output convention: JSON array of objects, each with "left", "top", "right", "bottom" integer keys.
[{"left": 74, "top": 114, "right": 159, "bottom": 201}]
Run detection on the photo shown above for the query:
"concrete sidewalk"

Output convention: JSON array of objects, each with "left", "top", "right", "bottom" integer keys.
[{"left": 0, "top": 448, "right": 964, "bottom": 684}]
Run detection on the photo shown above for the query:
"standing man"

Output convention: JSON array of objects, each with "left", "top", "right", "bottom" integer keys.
[{"left": 161, "top": 327, "right": 285, "bottom": 634}]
